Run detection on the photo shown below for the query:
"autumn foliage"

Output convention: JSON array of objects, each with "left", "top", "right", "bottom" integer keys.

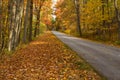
[{"left": 55, "top": 0, "right": 120, "bottom": 43}]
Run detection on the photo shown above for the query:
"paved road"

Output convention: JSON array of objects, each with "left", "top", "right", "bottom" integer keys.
[{"left": 52, "top": 31, "right": 120, "bottom": 80}]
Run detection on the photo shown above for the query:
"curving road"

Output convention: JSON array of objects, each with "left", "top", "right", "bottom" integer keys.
[{"left": 52, "top": 31, "right": 120, "bottom": 80}]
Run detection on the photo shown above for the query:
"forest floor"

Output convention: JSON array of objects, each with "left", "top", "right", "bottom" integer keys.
[{"left": 0, "top": 32, "right": 104, "bottom": 80}]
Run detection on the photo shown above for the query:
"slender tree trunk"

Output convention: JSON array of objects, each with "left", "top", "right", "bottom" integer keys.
[
  {"left": 34, "top": 8, "right": 41, "bottom": 37},
  {"left": 106, "top": 0, "right": 112, "bottom": 39},
  {"left": 74, "top": 0, "right": 82, "bottom": 36},
  {"left": 34, "top": 6, "right": 37, "bottom": 38},
  {"left": 101, "top": 0, "right": 106, "bottom": 40},
  {"left": 101, "top": 0, "right": 105, "bottom": 27},
  {"left": 0, "top": 0, "right": 2, "bottom": 51},
  {"left": 29, "top": 0, "right": 33, "bottom": 41},
  {"left": 82, "top": 0, "right": 86, "bottom": 33},
  {"left": 114, "top": 0, "right": 120, "bottom": 40},
  {"left": 37, "top": 9, "right": 41, "bottom": 36},
  {"left": 34, "top": 27, "right": 37, "bottom": 37},
  {"left": 23, "top": 0, "right": 30, "bottom": 43}
]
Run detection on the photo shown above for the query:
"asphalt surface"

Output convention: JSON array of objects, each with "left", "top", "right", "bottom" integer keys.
[{"left": 52, "top": 31, "right": 120, "bottom": 80}]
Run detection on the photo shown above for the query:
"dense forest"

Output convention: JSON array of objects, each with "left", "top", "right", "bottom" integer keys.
[
  {"left": 0, "top": 0, "right": 52, "bottom": 53},
  {"left": 54, "top": 0, "right": 120, "bottom": 43}
]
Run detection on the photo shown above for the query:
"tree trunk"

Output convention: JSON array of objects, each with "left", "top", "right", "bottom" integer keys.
[
  {"left": 74, "top": 0, "right": 82, "bottom": 36},
  {"left": 34, "top": 8, "right": 40, "bottom": 37},
  {"left": 23, "top": 0, "right": 30, "bottom": 43},
  {"left": 29, "top": 0, "right": 33, "bottom": 41},
  {"left": 114, "top": 0, "right": 120, "bottom": 40},
  {"left": 8, "top": 0, "right": 16, "bottom": 51},
  {"left": 14, "top": 0, "right": 24, "bottom": 47},
  {"left": 37, "top": 9, "right": 41, "bottom": 36},
  {"left": 101, "top": 0, "right": 106, "bottom": 40},
  {"left": 0, "top": 0, "right": 2, "bottom": 51}
]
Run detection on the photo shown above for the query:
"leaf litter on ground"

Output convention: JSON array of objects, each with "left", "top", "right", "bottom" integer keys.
[{"left": 0, "top": 32, "right": 105, "bottom": 80}]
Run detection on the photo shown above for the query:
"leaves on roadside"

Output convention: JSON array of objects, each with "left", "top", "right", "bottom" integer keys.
[{"left": 0, "top": 32, "right": 103, "bottom": 80}]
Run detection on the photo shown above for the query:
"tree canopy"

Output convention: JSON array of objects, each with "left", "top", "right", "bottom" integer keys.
[{"left": 55, "top": 0, "right": 120, "bottom": 43}]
